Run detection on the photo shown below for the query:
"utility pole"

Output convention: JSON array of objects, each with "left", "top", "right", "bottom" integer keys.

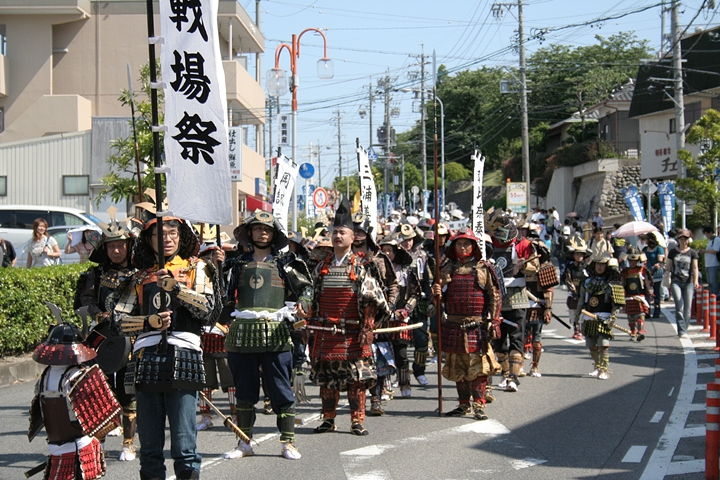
[
  {"left": 420, "top": 45, "right": 427, "bottom": 194},
  {"left": 380, "top": 71, "right": 392, "bottom": 208},
  {"left": 672, "top": 0, "right": 686, "bottom": 228},
  {"left": 334, "top": 107, "right": 349, "bottom": 200},
  {"left": 518, "top": 0, "right": 530, "bottom": 215},
  {"left": 316, "top": 139, "right": 322, "bottom": 189}
]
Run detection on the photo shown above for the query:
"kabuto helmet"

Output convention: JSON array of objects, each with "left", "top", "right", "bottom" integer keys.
[
  {"left": 88, "top": 206, "right": 136, "bottom": 264},
  {"left": 233, "top": 210, "right": 288, "bottom": 251},
  {"left": 446, "top": 227, "right": 483, "bottom": 260},
  {"left": 32, "top": 303, "right": 96, "bottom": 366}
]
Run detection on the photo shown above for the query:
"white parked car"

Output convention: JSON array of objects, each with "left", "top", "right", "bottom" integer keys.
[{"left": 0, "top": 205, "right": 102, "bottom": 249}]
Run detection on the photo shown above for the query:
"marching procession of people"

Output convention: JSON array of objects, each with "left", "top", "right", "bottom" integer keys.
[{"left": 28, "top": 192, "right": 697, "bottom": 480}]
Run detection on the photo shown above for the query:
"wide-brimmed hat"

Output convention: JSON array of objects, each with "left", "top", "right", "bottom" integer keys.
[{"left": 626, "top": 246, "right": 645, "bottom": 261}]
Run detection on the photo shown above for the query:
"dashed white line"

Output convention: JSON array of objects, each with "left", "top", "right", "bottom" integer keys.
[
  {"left": 668, "top": 387, "right": 675, "bottom": 397},
  {"left": 622, "top": 445, "right": 647, "bottom": 463},
  {"left": 650, "top": 411, "right": 664, "bottom": 423}
]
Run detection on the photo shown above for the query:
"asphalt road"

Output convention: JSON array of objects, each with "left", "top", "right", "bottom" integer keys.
[{"left": 0, "top": 290, "right": 709, "bottom": 480}]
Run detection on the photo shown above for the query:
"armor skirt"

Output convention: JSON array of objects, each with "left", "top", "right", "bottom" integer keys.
[{"left": 310, "top": 358, "right": 376, "bottom": 391}]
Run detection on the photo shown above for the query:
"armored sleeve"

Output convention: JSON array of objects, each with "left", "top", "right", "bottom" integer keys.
[
  {"left": 168, "top": 258, "right": 216, "bottom": 324},
  {"left": 79, "top": 267, "right": 102, "bottom": 319}
]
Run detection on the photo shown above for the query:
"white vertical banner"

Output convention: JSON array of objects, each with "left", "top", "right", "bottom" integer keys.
[
  {"left": 272, "top": 154, "right": 299, "bottom": 233},
  {"left": 471, "top": 150, "right": 486, "bottom": 260},
  {"left": 357, "top": 144, "right": 378, "bottom": 241},
  {"left": 228, "top": 126, "right": 243, "bottom": 182},
  {"left": 159, "top": 0, "right": 232, "bottom": 225}
]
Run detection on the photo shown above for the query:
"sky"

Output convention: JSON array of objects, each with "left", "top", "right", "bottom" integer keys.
[{"left": 238, "top": 0, "right": 718, "bottom": 189}]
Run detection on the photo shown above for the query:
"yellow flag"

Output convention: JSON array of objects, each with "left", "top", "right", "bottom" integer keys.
[{"left": 352, "top": 190, "right": 361, "bottom": 214}]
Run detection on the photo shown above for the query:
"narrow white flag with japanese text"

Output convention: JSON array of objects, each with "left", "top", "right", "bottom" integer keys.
[
  {"left": 471, "top": 150, "right": 486, "bottom": 260},
  {"left": 357, "top": 144, "right": 378, "bottom": 241},
  {"left": 272, "top": 155, "right": 299, "bottom": 234},
  {"left": 160, "top": 0, "right": 232, "bottom": 225}
]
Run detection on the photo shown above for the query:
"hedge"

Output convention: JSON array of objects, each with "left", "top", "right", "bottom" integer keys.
[{"left": 0, "top": 263, "right": 88, "bottom": 357}]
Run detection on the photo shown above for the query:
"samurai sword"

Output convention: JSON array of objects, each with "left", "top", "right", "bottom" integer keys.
[
  {"left": 460, "top": 318, "right": 517, "bottom": 330},
  {"left": 373, "top": 322, "right": 424, "bottom": 334},
  {"left": 292, "top": 320, "right": 345, "bottom": 335},
  {"left": 198, "top": 391, "right": 251, "bottom": 444},
  {"left": 525, "top": 291, "right": 570, "bottom": 329},
  {"left": 24, "top": 462, "right": 46, "bottom": 478},
  {"left": 580, "top": 309, "right": 645, "bottom": 341}
]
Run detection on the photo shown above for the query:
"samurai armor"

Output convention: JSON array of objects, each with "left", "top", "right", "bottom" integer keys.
[
  {"left": 442, "top": 344, "right": 500, "bottom": 382},
  {"left": 611, "top": 284, "right": 627, "bottom": 305},
  {"left": 537, "top": 263, "right": 559, "bottom": 288},
  {"left": 201, "top": 332, "right": 226, "bottom": 354},
  {"left": 87, "top": 322, "right": 132, "bottom": 374},
  {"left": 44, "top": 437, "right": 105, "bottom": 480},
  {"left": 502, "top": 286, "right": 530, "bottom": 310},
  {"left": 625, "top": 298, "right": 648, "bottom": 316},
  {"left": 130, "top": 344, "right": 205, "bottom": 392},
  {"left": 312, "top": 325, "right": 370, "bottom": 361},
  {"left": 446, "top": 272, "right": 486, "bottom": 317},
  {"left": 585, "top": 293, "right": 613, "bottom": 314},
  {"left": 441, "top": 320, "right": 484, "bottom": 354},
  {"left": 236, "top": 261, "right": 286, "bottom": 312},
  {"left": 581, "top": 319, "right": 613, "bottom": 338},
  {"left": 310, "top": 356, "right": 376, "bottom": 391},
  {"left": 41, "top": 396, "right": 85, "bottom": 445},
  {"left": 68, "top": 365, "right": 122, "bottom": 438},
  {"left": 388, "top": 318, "right": 413, "bottom": 343},
  {"left": 566, "top": 295, "right": 579, "bottom": 311},
  {"left": 225, "top": 318, "right": 292, "bottom": 353}
]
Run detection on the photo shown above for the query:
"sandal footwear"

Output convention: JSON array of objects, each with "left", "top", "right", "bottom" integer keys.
[
  {"left": 444, "top": 405, "right": 472, "bottom": 417},
  {"left": 313, "top": 419, "right": 337, "bottom": 434},
  {"left": 351, "top": 422, "right": 369, "bottom": 436}
]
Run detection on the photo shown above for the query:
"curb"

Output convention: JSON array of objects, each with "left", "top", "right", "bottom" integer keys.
[{"left": 0, "top": 355, "right": 44, "bottom": 388}]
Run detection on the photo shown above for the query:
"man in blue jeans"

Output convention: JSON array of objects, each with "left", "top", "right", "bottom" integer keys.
[
  {"left": 642, "top": 232, "right": 666, "bottom": 318},
  {"left": 701, "top": 226, "right": 720, "bottom": 296}
]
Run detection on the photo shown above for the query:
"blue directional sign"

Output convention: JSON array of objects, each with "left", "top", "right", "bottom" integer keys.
[
  {"left": 299, "top": 162, "right": 315, "bottom": 179},
  {"left": 368, "top": 147, "right": 378, "bottom": 160}
]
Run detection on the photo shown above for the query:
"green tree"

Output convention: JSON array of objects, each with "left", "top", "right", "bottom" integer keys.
[
  {"left": 677, "top": 109, "right": 720, "bottom": 228},
  {"left": 96, "top": 64, "right": 163, "bottom": 206}
]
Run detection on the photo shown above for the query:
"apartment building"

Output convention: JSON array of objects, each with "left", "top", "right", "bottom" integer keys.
[{"left": 0, "top": 0, "right": 269, "bottom": 224}]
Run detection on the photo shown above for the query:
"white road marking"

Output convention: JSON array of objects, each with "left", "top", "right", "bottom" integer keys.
[
  {"left": 668, "top": 387, "right": 674, "bottom": 397},
  {"left": 640, "top": 335, "right": 699, "bottom": 479},
  {"left": 340, "top": 419, "right": 518, "bottom": 479},
  {"left": 622, "top": 445, "right": 647, "bottom": 463},
  {"left": 650, "top": 412, "right": 664, "bottom": 423},
  {"left": 510, "top": 458, "right": 547, "bottom": 470}
]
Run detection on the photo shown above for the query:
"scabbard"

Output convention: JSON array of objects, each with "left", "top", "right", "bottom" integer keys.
[
  {"left": 373, "top": 322, "right": 424, "bottom": 334},
  {"left": 24, "top": 462, "right": 46, "bottom": 478}
]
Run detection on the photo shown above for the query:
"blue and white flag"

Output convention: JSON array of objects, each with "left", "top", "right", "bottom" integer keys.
[
  {"left": 658, "top": 181, "right": 675, "bottom": 232},
  {"left": 160, "top": 0, "right": 232, "bottom": 225},
  {"left": 622, "top": 185, "right": 646, "bottom": 222}
]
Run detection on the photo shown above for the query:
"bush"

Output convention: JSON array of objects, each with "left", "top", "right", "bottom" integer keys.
[{"left": 0, "top": 264, "right": 88, "bottom": 356}]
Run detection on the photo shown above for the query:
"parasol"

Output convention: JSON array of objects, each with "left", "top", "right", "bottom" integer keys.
[{"left": 612, "top": 221, "right": 658, "bottom": 238}]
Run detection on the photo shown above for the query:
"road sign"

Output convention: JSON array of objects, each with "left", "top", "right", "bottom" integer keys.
[
  {"left": 313, "top": 187, "right": 328, "bottom": 209},
  {"left": 368, "top": 147, "right": 378, "bottom": 160},
  {"left": 411, "top": 185, "right": 420, "bottom": 195},
  {"left": 640, "top": 179, "right": 657, "bottom": 196},
  {"left": 299, "top": 163, "right": 315, "bottom": 179}
]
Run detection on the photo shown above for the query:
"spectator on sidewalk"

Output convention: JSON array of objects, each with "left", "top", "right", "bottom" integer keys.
[
  {"left": 700, "top": 226, "right": 720, "bottom": 296},
  {"left": 0, "top": 236, "right": 16, "bottom": 267}
]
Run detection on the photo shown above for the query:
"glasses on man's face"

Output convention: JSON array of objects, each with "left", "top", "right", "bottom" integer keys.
[{"left": 151, "top": 230, "right": 179, "bottom": 239}]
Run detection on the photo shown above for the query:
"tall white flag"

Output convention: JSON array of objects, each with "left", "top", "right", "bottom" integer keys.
[
  {"left": 160, "top": 0, "right": 232, "bottom": 225},
  {"left": 357, "top": 143, "right": 378, "bottom": 241},
  {"left": 272, "top": 155, "right": 299, "bottom": 233},
  {"left": 471, "top": 150, "right": 486, "bottom": 260}
]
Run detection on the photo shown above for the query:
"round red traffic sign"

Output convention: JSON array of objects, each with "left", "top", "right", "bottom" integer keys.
[{"left": 313, "top": 187, "right": 328, "bottom": 209}]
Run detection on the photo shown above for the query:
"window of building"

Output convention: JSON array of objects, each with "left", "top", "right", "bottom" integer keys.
[
  {"left": 63, "top": 175, "right": 89, "bottom": 195},
  {"left": 686, "top": 102, "right": 702, "bottom": 125},
  {"left": 0, "top": 176, "right": 5, "bottom": 196}
]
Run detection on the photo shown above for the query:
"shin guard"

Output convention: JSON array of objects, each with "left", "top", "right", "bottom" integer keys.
[
  {"left": 122, "top": 411, "right": 137, "bottom": 446},
  {"left": 277, "top": 403, "right": 296, "bottom": 443},
  {"left": 199, "top": 389, "right": 212, "bottom": 416},
  {"left": 532, "top": 342, "right": 542, "bottom": 368},
  {"left": 320, "top": 387, "right": 340, "bottom": 420},
  {"left": 456, "top": 380, "right": 471, "bottom": 405},
  {"left": 227, "top": 387, "right": 236, "bottom": 414},
  {"left": 470, "top": 376, "right": 488, "bottom": 406},
  {"left": 235, "top": 401, "right": 256, "bottom": 439},
  {"left": 348, "top": 382, "right": 367, "bottom": 424}
]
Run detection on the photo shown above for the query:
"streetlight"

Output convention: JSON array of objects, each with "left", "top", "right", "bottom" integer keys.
[{"left": 267, "top": 28, "right": 333, "bottom": 231}]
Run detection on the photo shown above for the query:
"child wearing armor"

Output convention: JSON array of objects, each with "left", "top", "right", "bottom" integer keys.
[
  {"left": 561, "top": 236, "right": 590, "bottom": 340},
  {"left": 574, "top": 253, "right": 625, "bottom": 380},
  {"left": 621, "top": 246, "right": 652, "bottom": 337}
]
